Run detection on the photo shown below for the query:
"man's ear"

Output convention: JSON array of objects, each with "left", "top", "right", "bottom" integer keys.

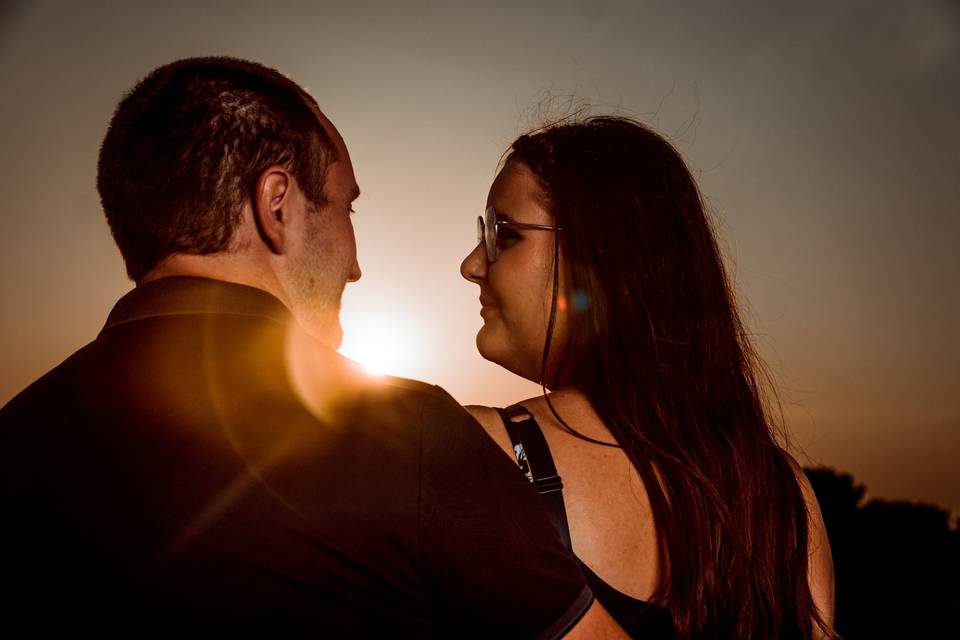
[{"left": 253, "top": 166, "right": 293, "bottom": 254}]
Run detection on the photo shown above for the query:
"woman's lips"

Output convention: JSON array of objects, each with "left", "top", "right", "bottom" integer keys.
[{"left": 479, "top": 295, "right": 497, "bottom": 318}]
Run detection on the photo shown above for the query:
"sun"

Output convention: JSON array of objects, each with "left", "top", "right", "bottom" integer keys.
[{"left": 338, "top": 308, "right": 431, "bottom": 379}]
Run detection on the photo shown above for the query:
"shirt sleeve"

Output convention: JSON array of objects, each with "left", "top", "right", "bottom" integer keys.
[{"left": 418, "top": 388, "right": 593, "bottom": 639}]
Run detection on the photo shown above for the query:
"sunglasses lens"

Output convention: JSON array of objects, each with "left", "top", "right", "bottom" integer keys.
[{"left": 484, "top": 206, "right": 498, "bottom": 262}]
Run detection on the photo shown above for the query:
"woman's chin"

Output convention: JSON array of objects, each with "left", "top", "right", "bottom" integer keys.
[
  {"left": 475, "top": 327, "right": 541, "bottom": 384},
  {"left": 474, "top": 323, "right": 497, "bottom": 362},
  {"left": 475, "top": 324, "right": 512, "bottom": 366}
]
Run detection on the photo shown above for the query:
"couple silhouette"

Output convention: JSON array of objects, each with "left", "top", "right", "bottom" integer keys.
[{"left": 0, "top": 57, "right": 834, "bottom": 639}]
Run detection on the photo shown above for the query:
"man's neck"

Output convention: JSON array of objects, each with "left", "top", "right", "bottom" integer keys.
[{"left": 138, "top": 253, "right": 292, "bottom": 309}]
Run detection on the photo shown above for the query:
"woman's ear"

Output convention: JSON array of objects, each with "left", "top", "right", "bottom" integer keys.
[{"left": 253, "top": 165, "right": 292, "bottom": 254}]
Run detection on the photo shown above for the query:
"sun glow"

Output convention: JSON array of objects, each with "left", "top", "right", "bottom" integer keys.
[{"left": 338, "top": 308, "right": 432, "bottom": 379}]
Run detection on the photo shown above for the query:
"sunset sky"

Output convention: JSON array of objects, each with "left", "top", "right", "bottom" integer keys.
[{"left": 1, "top": 0, "right": 958, "bottom": 515}]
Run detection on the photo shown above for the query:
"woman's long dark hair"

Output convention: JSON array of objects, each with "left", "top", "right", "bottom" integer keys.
[{"left": 508, "top": 117, "right": 828, "bottom": 639}]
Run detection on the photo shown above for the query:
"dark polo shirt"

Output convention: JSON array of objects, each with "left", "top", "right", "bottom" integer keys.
[{"left": 0, "top": 277, "right": 591, "bottom": 636}]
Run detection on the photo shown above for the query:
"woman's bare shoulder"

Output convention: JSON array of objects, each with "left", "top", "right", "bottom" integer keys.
[{"left": 784, "top": 452, "right": 836, "bottom": 635}]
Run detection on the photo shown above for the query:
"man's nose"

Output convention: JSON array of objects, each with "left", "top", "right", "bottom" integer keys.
[
  {"left": 460, "top": 241, "right": 487, "bottom": 283},
  {"left": 348, "top": 256, "right": 362, "bottom": 283}
]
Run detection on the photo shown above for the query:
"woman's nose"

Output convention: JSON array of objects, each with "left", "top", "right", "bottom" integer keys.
[{"left": 460, "top": 241, "right": 487, "bottom": 283}]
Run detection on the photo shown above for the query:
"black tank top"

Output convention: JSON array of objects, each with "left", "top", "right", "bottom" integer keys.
[{"left": 496, "top": 404, "right": 675, "bottom": 639}]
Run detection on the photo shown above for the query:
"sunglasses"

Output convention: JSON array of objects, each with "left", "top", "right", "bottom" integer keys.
[{"left": 476, "top": 206, "right": 563, "bottom": 263}]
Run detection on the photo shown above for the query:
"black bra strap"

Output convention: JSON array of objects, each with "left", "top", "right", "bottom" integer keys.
[{"left": 495, "top": 404, "right": 572, "bottom": 550}]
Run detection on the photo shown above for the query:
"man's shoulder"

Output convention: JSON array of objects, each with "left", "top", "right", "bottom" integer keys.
[
  {"left": 0, "top": 341, "right": 96, "bottom": 424},
  {"left": 331, "top": 372, "right": 471, "bottom": 434},
  {"left": 364, "top": 374, "right": 461, "bottom": 413},
  {"left": 376, "top": 374, "right": 441, "bottom": 396}
]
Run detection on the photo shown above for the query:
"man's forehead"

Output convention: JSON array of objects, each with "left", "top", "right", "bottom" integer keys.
[
  {"left": 309, "top": 104, "right": 359, "bottom": 197},
  {"left": 313, "top": 108, "right": 343, "bottom": 149}
]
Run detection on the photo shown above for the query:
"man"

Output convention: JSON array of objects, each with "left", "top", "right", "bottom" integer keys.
[{"left": 0, "top": 58, "right": 623, "bottom": 637}]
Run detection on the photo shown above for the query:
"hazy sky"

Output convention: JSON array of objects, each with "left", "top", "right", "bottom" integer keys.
[{"left": 1, "top": 0, "right": 958, "bottom": 514}]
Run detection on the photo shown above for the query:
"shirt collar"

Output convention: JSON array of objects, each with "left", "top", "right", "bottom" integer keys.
[{"left": 102, "top": 276, "right": 292, "bottom": 332}]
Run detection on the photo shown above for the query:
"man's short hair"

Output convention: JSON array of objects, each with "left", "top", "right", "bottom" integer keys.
[{"left": 97, "top": 57, "right": 336, "bottom": 280}]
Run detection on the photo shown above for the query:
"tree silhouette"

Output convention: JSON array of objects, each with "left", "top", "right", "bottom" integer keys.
[{"left": 804, "top": 467, "right": 960, "bottom": 638}]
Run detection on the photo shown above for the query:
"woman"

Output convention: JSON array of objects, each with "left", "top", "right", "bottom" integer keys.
[{"left": 460, "top": 117, "right": 835, "bottom": 639}]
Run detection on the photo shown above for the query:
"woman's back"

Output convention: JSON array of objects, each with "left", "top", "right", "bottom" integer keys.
[
  {"left": 469, "top": 390, "right": 835, "bottom": 638},
  {"left": 470, "top": 391, "right": 660, "bottom": 602}
]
